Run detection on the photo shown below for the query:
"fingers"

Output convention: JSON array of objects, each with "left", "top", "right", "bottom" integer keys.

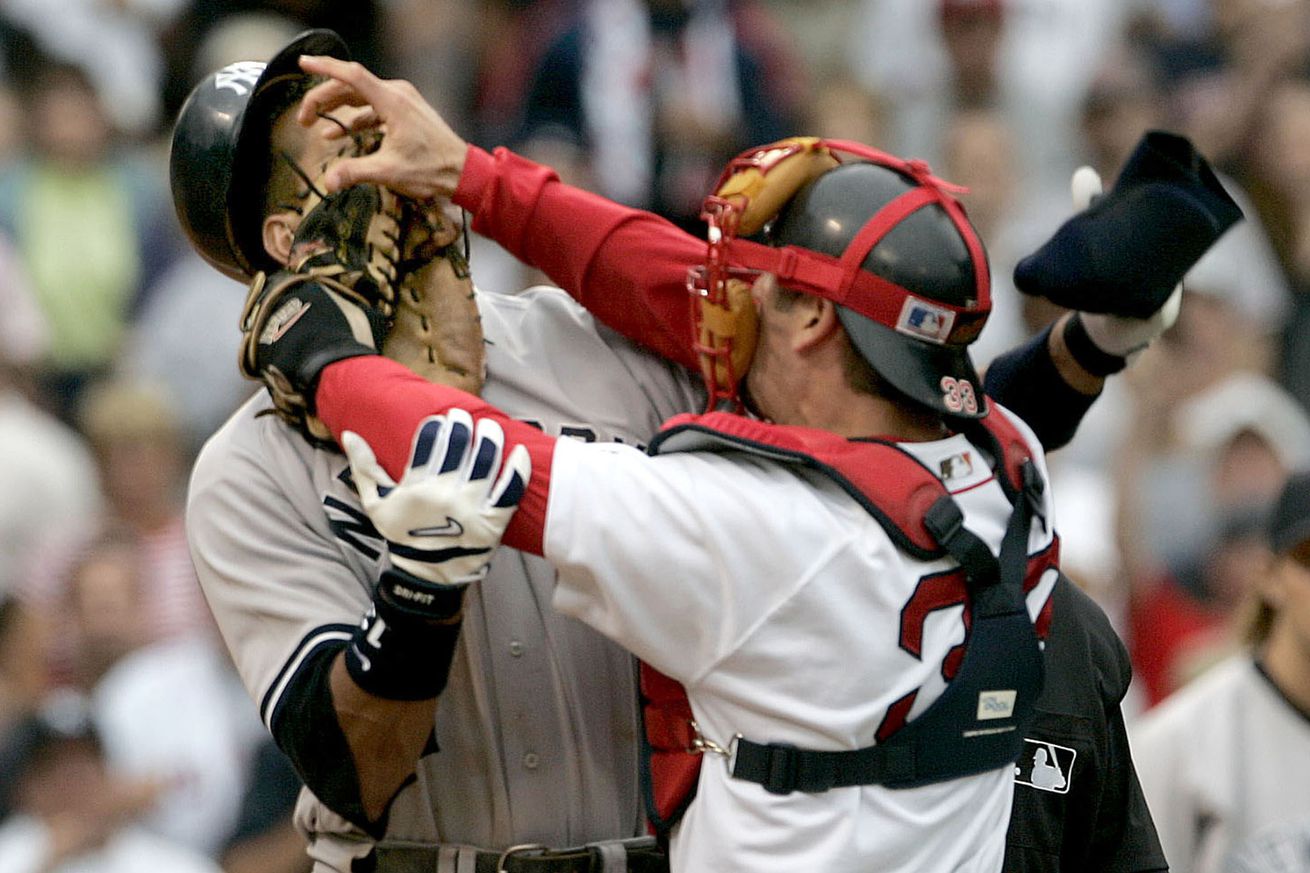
[
  {"left": 491, "top": 444, "right": 532, "bottom": 509},
  {"left": 406, "top": 415, "right": 446, "bottom": 472},
  {"left": 342, "top": 431, "right": 395, "bottom": 499},
  {"left": 297, "top": 56, "right": 384, "bottom": 125},
  {"left": 1070, "top": 166, "right": 1103, "bottom": 211},
  {"left": 468, "top": 418, "right": 506, "bottom": 483},
  {"left": 320, "top": 151, "right": 389, "bottom": 195},
  {"left": 397, "top": 410, "right": 526, "bottom": 509},
  {"left": 435, "top": 408, "right": 474, "bottom": 475},
  {"left": 318, "top": 107, "right": 380, "bottom": 141}
]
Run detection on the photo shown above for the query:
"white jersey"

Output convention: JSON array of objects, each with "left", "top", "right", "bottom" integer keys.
[
  {"left": 186, "top": 287, "right": 702, "bottom": 865},
  {"left": 1131, "top": 655, "right": 1310, "bottom": 873},
  {"left": 542, "top": 410, "right": 1060, "bottom": 872}
]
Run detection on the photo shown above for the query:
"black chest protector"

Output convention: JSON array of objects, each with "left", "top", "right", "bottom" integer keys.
[{"left": 638, "top": 410, "right": 1056, "bottom": 841}]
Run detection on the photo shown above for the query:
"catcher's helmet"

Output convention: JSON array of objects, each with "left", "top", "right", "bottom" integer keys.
[
  {"left": 169, "top": 29, "right": 350, "bottom": 281},
  {"left": 765, "top": 160, "right": 990, "bottom": 418}
]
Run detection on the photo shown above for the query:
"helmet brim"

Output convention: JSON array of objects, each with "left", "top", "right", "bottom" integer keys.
[{"left": 837, "top": 305, "right": 987, "bottom": 419}]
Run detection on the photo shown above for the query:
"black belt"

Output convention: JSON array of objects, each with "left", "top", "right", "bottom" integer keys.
[{"left": 371, "top": 839, "right": 668, "bottom": 873}]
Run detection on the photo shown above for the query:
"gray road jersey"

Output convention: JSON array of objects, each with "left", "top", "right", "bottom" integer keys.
[{"left": 187, "top": 286, "right": 703, "bottom": 860}]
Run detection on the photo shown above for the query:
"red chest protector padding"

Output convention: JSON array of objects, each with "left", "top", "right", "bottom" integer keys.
[{"left": 638, "top": 409, "right": 1054, "bottom": 841}]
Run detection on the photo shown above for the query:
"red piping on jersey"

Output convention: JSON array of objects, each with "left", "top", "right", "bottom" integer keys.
[{"left": 316, "top": 356, "right": 554, "bottom": 556}]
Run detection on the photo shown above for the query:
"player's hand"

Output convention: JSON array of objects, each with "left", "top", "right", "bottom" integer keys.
[
  {"left": 296, "top": 55, "right": 467, "bottom": 201},
  {"left": 1013, "top": 131, "right": 1240, "bottom": 320},
  {"left": 1066, "top": 166, "right": 1182, "bottom": 361},
  {"left": 342, "top": 409, "right": 530, "bottom": 588}
]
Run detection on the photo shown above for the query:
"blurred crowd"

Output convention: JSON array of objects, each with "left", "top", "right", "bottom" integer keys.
[{"left": 0, "top": 0, "right": 1308, "bottom": 871}]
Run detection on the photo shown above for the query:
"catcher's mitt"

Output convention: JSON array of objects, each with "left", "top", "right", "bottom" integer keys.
[{"left": 239, "top": 126, "right": 485, "bottom": 445}]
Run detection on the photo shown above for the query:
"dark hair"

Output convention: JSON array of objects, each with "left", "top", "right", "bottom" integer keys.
[{"left": 771, "top": 284, "right": 930, "bottom": 406}]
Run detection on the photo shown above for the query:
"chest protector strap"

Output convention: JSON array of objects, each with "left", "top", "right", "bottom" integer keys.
[{"left": 639, "top": 411, "right": 1047, "bottom": 835}]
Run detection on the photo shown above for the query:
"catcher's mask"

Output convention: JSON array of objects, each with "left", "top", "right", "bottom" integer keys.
[
  {"left": 169, "top": 29, "right": 350, "bottom": 282},
  {"left": 690, "top": 139, "right": 991, "bottom": 418}
]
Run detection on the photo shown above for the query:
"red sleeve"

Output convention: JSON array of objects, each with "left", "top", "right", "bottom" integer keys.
[
  {"left": 315, "top": 357, "right": 553, "bottom": 556},
  {"left": 454, "top": 144, "right": 701, "bottom": 371}
]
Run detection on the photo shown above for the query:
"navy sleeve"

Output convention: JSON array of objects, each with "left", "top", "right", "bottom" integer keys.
[{"left": 983, "top": 325, "right": 1099, "bottom": 452}]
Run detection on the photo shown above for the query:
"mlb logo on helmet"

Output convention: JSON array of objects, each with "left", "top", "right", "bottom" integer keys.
[{"left": 896, "top": 297, "right": 956, "bottom": 344}]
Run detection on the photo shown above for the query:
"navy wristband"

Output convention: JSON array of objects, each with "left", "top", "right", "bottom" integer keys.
[
  {"left": 984, "top": 323, "right": 1098, "bottom": 451},
  {"left": 344, "top": 571, "right": 466, "bottom": 701},
  {"left": 1063, "top": 312, "right": 1128, "bottom": 376}
]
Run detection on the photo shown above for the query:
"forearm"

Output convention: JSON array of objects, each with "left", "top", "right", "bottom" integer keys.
[
  {"left": 272, "top": 585, "right": 464, "bottom": 834},
  {"left": 316, "top": 356, "right": 555, "bottom": 554},
  {"left": 454, "top": 145, "right": 701, "bottom": 369},
  {"left": 984, "top": 314, "right": 1104, "bottom": 451},
  {"left": 327, "top": 654, "right": 439, "bottom": 823}
]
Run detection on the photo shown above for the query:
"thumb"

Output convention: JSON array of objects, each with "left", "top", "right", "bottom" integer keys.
[
  {"left": 342, "top": 430, "right": 396, "bottom": 503},
  {"left": 1070, "top": 166, "right": 1103, "bottom": 212}
]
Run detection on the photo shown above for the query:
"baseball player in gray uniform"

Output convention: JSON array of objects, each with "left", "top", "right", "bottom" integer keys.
[
  {"left": 173, "top": 31, "right": 697, "bottom": 873},
  {"left": 171, "top": 30, "right": 1233, "bottom": 873}
]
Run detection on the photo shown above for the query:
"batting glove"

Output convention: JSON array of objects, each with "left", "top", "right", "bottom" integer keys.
[{"left": 342, "top": 409, "right": 531, "bottom": 591}]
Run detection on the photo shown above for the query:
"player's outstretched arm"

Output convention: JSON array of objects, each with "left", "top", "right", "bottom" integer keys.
[{"left": 985, "top": 132, "right": 1240, "bottom": 450}]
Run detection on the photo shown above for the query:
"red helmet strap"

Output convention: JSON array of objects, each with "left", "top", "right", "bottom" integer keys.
[{"left": 723, "top": 237, "right": 987, "bottom": 345}]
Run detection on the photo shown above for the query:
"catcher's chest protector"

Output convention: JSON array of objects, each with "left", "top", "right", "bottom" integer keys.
[{"left": 639, "top": 410, "right": 1057, "bottom": 842}]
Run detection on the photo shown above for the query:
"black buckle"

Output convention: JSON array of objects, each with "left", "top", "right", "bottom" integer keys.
[
  {"left": 763, "top": 743, "right": 800, "bottom": 795},
  {"left": 1021, "top": 461, "right": 1046, "bottom": 528},
  {"left": 924, "top": 496, "right": 964, "bottom": 547}
]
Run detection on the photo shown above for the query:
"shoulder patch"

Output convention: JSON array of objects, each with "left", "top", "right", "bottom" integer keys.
[{"left": 1013, "top": 738, "right": 1076, "bottom": 794}]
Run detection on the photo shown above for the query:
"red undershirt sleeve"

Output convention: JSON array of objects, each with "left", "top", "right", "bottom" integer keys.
[
  {"left": 454, "top": 144, "right": 702, "bottom": 372},
  {"left": 315, "top": 357, "right": 552, "bottom": 556}
]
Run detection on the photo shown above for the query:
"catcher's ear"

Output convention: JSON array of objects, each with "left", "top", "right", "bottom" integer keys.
[
  {"left": 792, "top": 295, "right": 839, "bottom": 353},
  {"left": 263, "top": 212, "right": 298, "bottom": 267}
]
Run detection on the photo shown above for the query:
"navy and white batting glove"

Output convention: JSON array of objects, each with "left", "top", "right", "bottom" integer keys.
[{"left": 343, "top": 409, "right": 531, "bottom": 590}]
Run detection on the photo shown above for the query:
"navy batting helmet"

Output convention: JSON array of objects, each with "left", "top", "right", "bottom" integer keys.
[{"left": 169, "top": 29, "right": 349, "bottom": 281}]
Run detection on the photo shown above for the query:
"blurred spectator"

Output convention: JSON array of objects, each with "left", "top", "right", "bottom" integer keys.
[
  {"left": 0, "top": 595, "right": 51, "bottom": 743},
  {"left": 849, "top": 0, "right": 1126, "bottom": 197},
  {"left": 941, "top": 107, "right": 1069, "bottom": 367},
  {"left": 1121, "top": 357, "right": 1310, "bottom": 705},
  {"left": 15, "top": 378, "right": 212, "bottom": 677},
  {"left": 218, "top": 738, "right": 310, "bottom": 873},
  {"left": 1154, "top": 0, "right": 1310, "bottom": 175},
  {"left": 120, "top": 252, "right": 254, "bottom": 453},
  {"left": 0, "top": 0, "right": 186, "bottom": 137},
  {"left": 470, "top": 0, "right": 578, "bottom": 148},
  {"left": 804, "top": 73, "right": 888, "bottom": 148},
  {"left": 1131, "top": 470, "right": 1310, "bottom": 873},
  {"left": 515, "top": 0, "right": 804, "bottom": 230},
  {"left": 0, "top": 59, "right": 176, "bottom": 421},
  {"left": 1227, "top": 818, "right": 1310, "bottom": 873},
  {"left": 160, "top": 0, "right": 386, "bottom": 127},
  {"left": 63, "top": 530, "right": 261, "bottom": 858},
  {"left": 74, "top": 378, "right": 210, "bottom": 641},
  {"left": 1079, "top": 48, "right": 1167, "bottom": 188},
  {"left": 0, "top": 361, "right": 101, "bottom": 596},
  {"left": 0, "top": 705, "right": 219, "bottom": 873},
  {"left": 1250, "top": 77, "right": 1310, "bottom": 415}
]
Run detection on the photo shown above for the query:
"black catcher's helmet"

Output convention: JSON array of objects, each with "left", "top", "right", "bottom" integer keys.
[
  {"left": 168, "top": 29, "right": 349, "bottom": 281},
  {"left": 766, "top": 159, "right": 990, "bottom": 418}
]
